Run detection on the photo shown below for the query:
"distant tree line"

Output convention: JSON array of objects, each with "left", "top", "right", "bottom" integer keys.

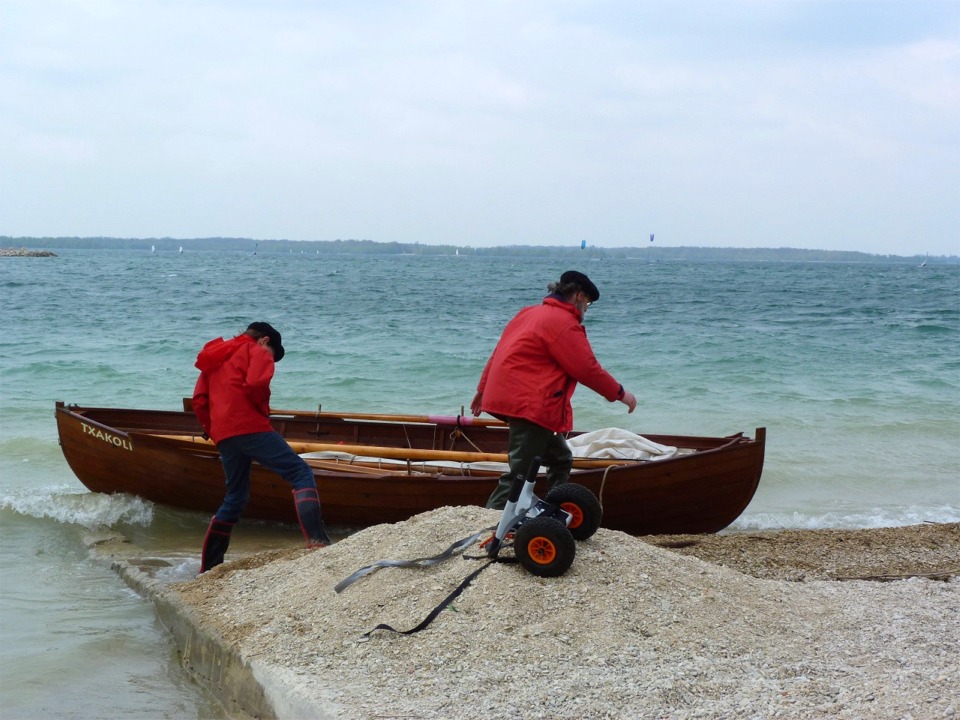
[{"left": 1, "top": 235, "right": 955, "bottom": 264}]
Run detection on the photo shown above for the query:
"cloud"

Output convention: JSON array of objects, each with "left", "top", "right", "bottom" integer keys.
[{"left": 1, "top": 0, "right": 958, "bottom": 254}]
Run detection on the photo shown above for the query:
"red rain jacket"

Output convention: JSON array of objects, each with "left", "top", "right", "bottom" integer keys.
[
  {"left": 192, "top": 334, "right": 275, "bottom": 443},
  {"left": 476, "top": 296, "right": 623, "bottom": 433}
]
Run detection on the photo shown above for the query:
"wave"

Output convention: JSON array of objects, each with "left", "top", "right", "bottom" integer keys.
[
  {"left": 0, "top": 486, "right": 154, "bottom": 529},
  {"left": 911, "top": 323, "right": 956, "bottom": 334},
  {"left": 731, "top": 505, "right": 960, "bottom": 531}
]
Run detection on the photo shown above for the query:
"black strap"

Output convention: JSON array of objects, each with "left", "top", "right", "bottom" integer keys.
[
  {"left": 334, "top": 526, "right": 494, "bottom": 593},
  {"left": 363, "top": 560, "right": 495, "bottom": 637}
]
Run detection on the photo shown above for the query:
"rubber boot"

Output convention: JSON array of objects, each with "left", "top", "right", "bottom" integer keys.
[
  {"left": 292, "top": 488, "right": 332, "bottom": 547},
  {"left": 200, "top": 517, "right": 234, "bottom": 573}
]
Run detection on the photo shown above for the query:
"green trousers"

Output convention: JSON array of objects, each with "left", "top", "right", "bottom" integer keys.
[{"left": 485, "top": 418, "right": 573, "bottom": 510}]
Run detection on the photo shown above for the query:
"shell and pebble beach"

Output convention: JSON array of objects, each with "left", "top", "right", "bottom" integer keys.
[{"left": 172, "top": 507, "right": 959, "bottom": 720}]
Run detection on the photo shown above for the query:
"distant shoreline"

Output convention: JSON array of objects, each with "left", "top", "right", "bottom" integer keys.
[{"left": 1, "top": 236, "right": 956, "bottom": 263}]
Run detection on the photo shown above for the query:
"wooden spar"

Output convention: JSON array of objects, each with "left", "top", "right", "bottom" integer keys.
[
  {"left": 181, "top": 396, "right": 505, "bottom": 427},
  {"left": 268, "top": 408, "right": 507, "bottom": 427},
  {"left": 306, "top": 458, "right": 494, "bottom": 476},
  {"left": 151, "top": 434, "right": 635, "bottom": 469},
  {"left": 303, "top": 458, "right": 414, "bottom": 476}
]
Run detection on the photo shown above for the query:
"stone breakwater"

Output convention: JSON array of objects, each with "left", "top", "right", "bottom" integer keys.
[{"left": 0, "top": 247, "right": 58, "bottom": 257}]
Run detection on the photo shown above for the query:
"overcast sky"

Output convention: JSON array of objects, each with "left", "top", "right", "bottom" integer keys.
[{"left": 1, "top": 1, "right": 958, "bottom": 255}]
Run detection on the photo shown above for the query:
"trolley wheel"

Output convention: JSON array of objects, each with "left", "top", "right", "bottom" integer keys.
[
  {"left": 545, "top": 483, "right": 602, "bottom": 541},
  {"left": 515, "top": 516, "right": 576, "bottom": 577}
]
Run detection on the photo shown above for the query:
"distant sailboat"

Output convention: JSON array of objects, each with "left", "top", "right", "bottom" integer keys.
[
  {"left": 919, "top": 254, "right": 928, "bottom": 268},
  {"left": 150, "top": 245, "right": 156, "bottom": 253},
  {"left": 178, "top": 246, "right": 184, "bottom": 254}
]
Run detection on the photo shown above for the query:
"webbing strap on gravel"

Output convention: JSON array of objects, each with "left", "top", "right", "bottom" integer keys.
[
  {"left": 334, "top": 526, "right": 496, "bottom": 594},
  {"left": 362, "top": 560, "right": 496, "bottom": 637}
]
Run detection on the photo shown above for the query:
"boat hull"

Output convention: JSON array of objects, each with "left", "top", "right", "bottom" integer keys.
[{"left": 55, "top": 402, "right": 764, "bottom": 535}]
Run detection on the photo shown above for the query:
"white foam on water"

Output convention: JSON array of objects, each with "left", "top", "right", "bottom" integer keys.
[
  {"left": 732, "top": 505, "right": 960, "bottom": 531},
  {"left": 152, "top": 557, "right": 203, "bottom": 582},
  {"left": 0, "top": 486, "right": 154, "bottom": 529}
]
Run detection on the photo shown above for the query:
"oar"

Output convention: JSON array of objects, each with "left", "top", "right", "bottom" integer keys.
[
  {"left": 268, "top": 408, "right": 507, "bottom": 427},
  {"left": 152, "top": 434, "right": 633, "bottom": 469}
]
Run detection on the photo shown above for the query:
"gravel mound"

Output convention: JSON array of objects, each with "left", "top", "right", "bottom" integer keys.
[{"left": 173, "top": 509, "right": 959, "bottom": 719}]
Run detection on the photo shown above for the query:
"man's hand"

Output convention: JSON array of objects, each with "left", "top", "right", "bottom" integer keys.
[
  {"left": 620, "top": 391, "right": 637, "bottom": 413},
  {"left": 470, "top": 391, "right": 483, "bottom": 417}
]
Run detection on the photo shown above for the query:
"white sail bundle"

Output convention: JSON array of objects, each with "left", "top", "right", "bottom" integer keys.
[{"left": 567, "top": 428, "right": 679, "bottom": 461}]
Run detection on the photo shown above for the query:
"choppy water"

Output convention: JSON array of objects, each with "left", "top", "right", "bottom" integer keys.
[{"left": 2, "top": 250, "right": 958, "bottom": 717}]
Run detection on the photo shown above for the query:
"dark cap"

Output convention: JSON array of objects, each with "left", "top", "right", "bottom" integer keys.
[
  {"left": 560, "top": 270, "right": 600, "bottom": 302},
  {"left": 247, "top": 322, "right": 285, "bottom": 362}
]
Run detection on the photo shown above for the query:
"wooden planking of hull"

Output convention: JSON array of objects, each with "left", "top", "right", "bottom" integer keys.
[{"left": 55, "top": 401, "right": 765, "bottom": 535}]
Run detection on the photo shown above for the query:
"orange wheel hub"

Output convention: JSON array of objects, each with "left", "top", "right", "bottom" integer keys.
[
  {"left": 560, "top": 502, "right": 583, "bottom": 529},
  {"left": 527, "top": 536, "right": 558, "bottom": 564}
]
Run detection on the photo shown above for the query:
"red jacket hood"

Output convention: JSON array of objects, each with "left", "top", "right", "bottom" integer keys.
[
  {"left": 195, "top": 335, "right": 254, "bottom": 373},
  {"left": 191, "top": 333, "right": 275, "bottom": 443}
]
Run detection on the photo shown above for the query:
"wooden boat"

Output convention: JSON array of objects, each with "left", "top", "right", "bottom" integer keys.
[{"left": 55, "top": 400, "right": 765, "bottom": 535}]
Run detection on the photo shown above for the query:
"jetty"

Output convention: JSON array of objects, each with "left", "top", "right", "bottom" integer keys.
[{"left": 0, "top": 247, "right": 58, "bottom": 257}]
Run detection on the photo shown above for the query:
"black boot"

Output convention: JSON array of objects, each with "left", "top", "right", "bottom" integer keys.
[
  {"left": 200, "top": 516, "right": 234, "bottom": 573},
  {"left": 292, "top": 488, "right": 332, "bottom": 547}
]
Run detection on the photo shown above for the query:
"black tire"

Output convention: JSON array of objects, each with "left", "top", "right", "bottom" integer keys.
[
  {"left": 515, "top": 516, "right": 576, "bottom": 577},
  {"left": 545, "top": 483, "right": 602, "bottom": 541}
]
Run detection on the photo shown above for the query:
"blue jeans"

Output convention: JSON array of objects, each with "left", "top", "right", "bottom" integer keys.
[{"left": 215, "top": 431, "right": 316, "bottom": 524}]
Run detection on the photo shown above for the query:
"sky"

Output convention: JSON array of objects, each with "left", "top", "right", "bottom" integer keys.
[{"left": 1, "top": 1, "right": 958, "bottom": 255}]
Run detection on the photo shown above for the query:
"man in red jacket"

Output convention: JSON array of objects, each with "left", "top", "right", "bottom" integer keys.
[
  {"left": 471, "top": 271, "right": 637, "bottom": 509},
  {"left": 192, "top": 322, "right": 331, "bottom": 572}
]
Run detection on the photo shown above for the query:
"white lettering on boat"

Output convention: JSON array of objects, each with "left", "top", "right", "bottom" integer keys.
[{"left": 81, "top": 421, "right": 134, "bottom": 451}]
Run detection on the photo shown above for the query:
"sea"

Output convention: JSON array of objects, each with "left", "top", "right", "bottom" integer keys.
[{"left": 1, "top": 249, "right": 958, "bottom": 718}]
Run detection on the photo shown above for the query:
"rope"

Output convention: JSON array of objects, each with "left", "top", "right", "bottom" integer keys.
[
  {"left": 448, "top": 427, "right": 486, "bottom": 455},
  {"left": 597, "top": 464, "right": 615, "bottom": 510}
]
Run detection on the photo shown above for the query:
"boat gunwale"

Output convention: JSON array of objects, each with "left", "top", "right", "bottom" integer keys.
[
  {"left": 58, "top": 402, "right": 766, "bottom": 490},
  {"left": 60, "top": 402, "right": 761, "bottom": 458}
]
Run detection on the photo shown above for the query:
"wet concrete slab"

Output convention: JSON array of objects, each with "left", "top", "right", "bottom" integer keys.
[{"left": 83, "top": 531, "right": 276, "bottom": 719}]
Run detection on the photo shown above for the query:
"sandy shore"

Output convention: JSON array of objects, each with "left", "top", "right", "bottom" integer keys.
[{"left": 166, "top": 509, "right": 959, "bottom": 719}]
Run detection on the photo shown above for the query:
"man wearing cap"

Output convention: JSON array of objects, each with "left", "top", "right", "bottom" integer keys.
[
  {"left": 471, "top": 271, "right": 638, "bottom": 509},
  {"left": 192, "top": 322, "right": 331, "bottom": 572}
]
